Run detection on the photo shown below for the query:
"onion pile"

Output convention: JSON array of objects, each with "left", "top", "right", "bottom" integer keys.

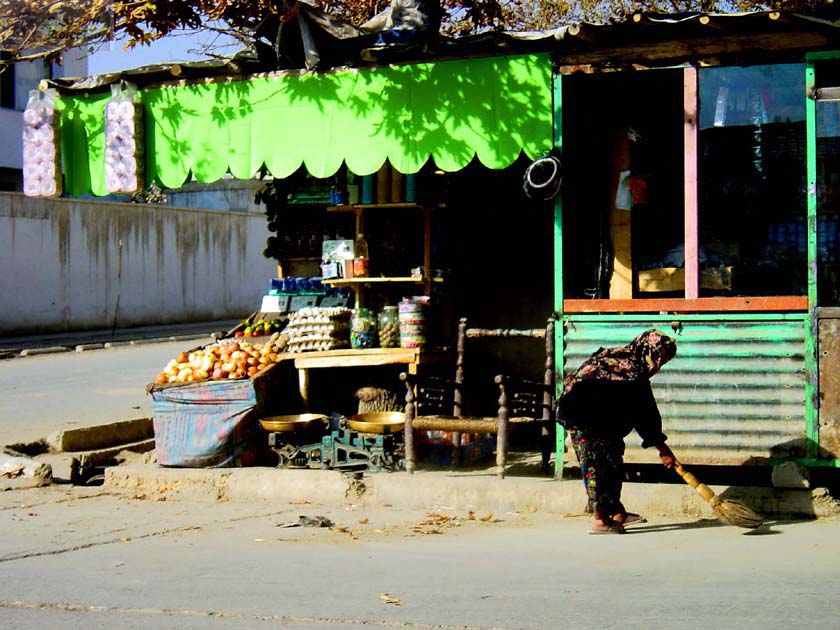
[{"left": 154, "top": 334, "right": 288, "bottom": 385}]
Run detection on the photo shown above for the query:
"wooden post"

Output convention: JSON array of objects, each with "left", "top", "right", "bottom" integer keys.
[
  {"left": 401, "top": 372, "right": 416, "bottom": 474},
  {"left": 391, "top": 169, "right": 404, "bottom": 203},
  {"left": 452, "top": 317, "right": 467, "bottom": 465},
  {"left": 376, "top": 163, "right": 391, "bottom": 204},
  {"left": 454, "top": 318, "right": 467, "bottom": 417},
  {"left": 495, "top": 375, "right": 508, "bottom": 479},
  {"left": 542, "top": 314, "right": 556, "bottom": 474},
  {"left": 684, "top": 66, "right": 700, "bottom": 299},
  {"left": 423, "top": 205, "right": 432, "bottom": 295},
  {"left": 298, "top": 368, "right": 310, "bottom": 412},
  {"left": 608, "top": 127, "right": 633, "bottom": 298}
]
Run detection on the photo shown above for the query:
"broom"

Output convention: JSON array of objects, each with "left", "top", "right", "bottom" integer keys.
[{"left": 673, "top": 462, "right": 763, "bottom": 529}]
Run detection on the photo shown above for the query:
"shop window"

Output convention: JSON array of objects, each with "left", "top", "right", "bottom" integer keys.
[
  {"left": 698, "top": 64, "right": 807, "bottom": 297},
  {"left": 562, "top": 70, "right": 685, "bottom": 299}
]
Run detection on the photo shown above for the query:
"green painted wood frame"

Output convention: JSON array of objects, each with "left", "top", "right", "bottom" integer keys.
[
  {"left": 805, "top": 60, "right": 820, "bottom": 458},
  {"left": 552, "top": 71, "right": 565, "bottom": 479}
]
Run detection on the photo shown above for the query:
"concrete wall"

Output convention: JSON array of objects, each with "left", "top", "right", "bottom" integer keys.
[
  {"left": 166, "top": 179, "right": 264, "bottom": 213},
  {"left": 0, "top": 193, "right": 275, "bottom": 334}
]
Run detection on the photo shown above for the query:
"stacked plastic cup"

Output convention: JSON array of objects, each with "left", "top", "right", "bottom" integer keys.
[
  {"left": 104, "top": 88, "right": 144, "bottom": 194},
  {"left": 22, "top": 90, "right": 62, "bottom": 197}
]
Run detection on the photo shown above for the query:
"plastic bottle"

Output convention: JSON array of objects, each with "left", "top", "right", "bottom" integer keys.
[{"left": 353, "top": 233, "right": 369, "bottom": 277}]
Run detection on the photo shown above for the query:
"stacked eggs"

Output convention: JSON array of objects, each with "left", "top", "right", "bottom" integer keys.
[
  {"left": 22, "top": 90, "right": 62, "bottom": 197},
  {"left": 104, "top": 95, "right": 144, "bottom": 194}
]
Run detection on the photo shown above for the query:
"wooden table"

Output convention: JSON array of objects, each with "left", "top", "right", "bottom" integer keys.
[{"left": 290, "top": 347, "right": 454, "bottom": 410}]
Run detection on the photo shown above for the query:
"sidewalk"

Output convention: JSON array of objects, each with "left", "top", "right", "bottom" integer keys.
[
  {"left": 104, "top": 462, "right": 840, "bottom": 522},
  {"left": 0, "top": 319, "right": 240, "bottom": 359}
]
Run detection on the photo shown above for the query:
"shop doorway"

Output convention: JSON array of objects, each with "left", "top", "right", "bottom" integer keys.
[{"left": 562, "top": 69, "right": 685, "bottom": 299}]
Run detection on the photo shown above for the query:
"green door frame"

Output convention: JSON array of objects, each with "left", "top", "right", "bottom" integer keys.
[
  {"left": 552, "top": 71, "right": 565, "bottom": 479},
  {"left": 804, "top": 51, "right": 840, "bottom": 462}
]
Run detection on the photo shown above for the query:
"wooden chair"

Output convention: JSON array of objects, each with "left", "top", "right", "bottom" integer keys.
[{"left": 401, "top": 315, "right": 556, "bottom": 478}]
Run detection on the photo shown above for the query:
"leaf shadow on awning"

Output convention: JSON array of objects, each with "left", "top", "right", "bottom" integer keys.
[{"left": 59, "top": 54, "right": 553, "bottom": 195}]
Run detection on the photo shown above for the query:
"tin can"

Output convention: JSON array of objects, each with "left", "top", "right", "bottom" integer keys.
[
  {"left": 353, "top": 257, "right": 369, "bottom": 277},
  {"left": 399, "top": 298, "right": 427, "bottom": 348}
]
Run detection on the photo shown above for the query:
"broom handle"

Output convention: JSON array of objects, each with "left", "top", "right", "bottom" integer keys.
[{"left": 673, "top": 462, "right": 717, "bottom": 502}]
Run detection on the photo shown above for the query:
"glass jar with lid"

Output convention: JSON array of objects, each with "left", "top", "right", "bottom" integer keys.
[
  {"left": 377, "top": 306, "right": 400, "bottom": 348},
  {"left": 350, "top": 307, "right": 377, "bottom": 349}
]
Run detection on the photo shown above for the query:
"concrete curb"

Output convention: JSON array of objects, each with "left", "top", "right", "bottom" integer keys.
[
  {"left": 169, "top": 334, "right": 213, "bottom": 343},
  {"left": 105, "top": 465, "right": 840, "bottom": 520},
  {"left": 75, "top": 343, "right": 104, "bottom": 352},
  {"left": 18, "top": 346, "right": 71, "bottom": 357},
  {"left": 130, "top": 337, "right": 175, "bottom": 346},
  {"left": 100, "top": 334, "right": 211, "bottom": 349},
  {"left": 103, "top": 341, "right": 133, "bottom": 348}
]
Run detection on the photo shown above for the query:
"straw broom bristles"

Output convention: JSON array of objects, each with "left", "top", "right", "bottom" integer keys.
[{"left": 674, "top": 463, "right": 764, "bottom": 529}]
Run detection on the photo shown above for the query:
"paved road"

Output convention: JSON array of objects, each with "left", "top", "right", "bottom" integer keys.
[
  {"left": 0, "top": 341, "right": 196, "bottom": 446},
  {"left": 0, "top": 486, "right": 837, "bottom": 630}
]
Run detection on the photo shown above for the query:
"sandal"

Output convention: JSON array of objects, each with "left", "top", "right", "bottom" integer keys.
[
  {"left": 588, "top": 522, "right": 626, "bottom": 535},
  {"left": 616, "top": 513, "right": 647, "bottom": 526}
]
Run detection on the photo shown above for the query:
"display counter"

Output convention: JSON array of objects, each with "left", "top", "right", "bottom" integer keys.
[{"left": 291, "top": 347, "right": 454, "bottom": 409}]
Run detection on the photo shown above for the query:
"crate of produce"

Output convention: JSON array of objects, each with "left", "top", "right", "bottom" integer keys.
[{"left": 147, "top": 337, "right": 300, "bottom": 468}]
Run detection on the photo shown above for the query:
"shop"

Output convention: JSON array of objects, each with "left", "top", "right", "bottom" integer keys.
[
  {"left": 45, "top": 49, "right": 555, "bottom": 471},
  {"left": 41, "top": 10, "right": 840, "bottom": 473},
  {"left": 556, "top": 13, "right": 840, "bottom": 469}
]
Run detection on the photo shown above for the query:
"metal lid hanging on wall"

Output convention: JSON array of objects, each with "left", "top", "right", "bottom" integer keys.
[{"left": 523, "top": 153, "right": 562, "bottom": 201}]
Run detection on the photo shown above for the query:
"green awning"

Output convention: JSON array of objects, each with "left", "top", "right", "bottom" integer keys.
[{"left": 58, "top": 53, "right": 553, "bottom": 196}]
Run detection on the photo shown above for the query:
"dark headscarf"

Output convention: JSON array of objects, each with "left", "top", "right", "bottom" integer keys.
[{"left": 562, "top": 329, "right": 677, "bottom": 397}]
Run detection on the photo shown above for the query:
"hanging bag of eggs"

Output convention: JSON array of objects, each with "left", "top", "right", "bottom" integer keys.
[
  {"left": 104, "top": 82, "right": 144, "bottom": 194},
  {"left": 22, "top": 89, "right": 63, "bottom": 197}
]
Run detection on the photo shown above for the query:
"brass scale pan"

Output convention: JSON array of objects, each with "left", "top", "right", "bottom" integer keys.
[{"left": 259, "top": 412, "right": 405, "bottom": 434}]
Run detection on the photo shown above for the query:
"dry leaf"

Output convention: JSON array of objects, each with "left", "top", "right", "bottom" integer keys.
[
  {"left": 379, "top": 593, "right": 401, "bottom": 606},
  {"left": 1, "top": 464, "right": 25, "bottom": 478},
  {"left": 289, "top": 500, "right": 311, "bottom": 505},
  {"left": 528, "top": 505, "right": 538, "bottom": 513},
  {"left": 479, "top": 513, "right": 494, "bottom": 521},
  {"left": 132, "top": 494, "right": 148, "bottom": 501},
  {"left": 358, "top": 518, "right": 369, "bottom": 524},
  {"left": 467, "top": 511, "right": 476, "bottom": 520}
]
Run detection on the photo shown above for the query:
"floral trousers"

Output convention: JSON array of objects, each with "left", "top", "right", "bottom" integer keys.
[{"left": 568, "top": 427, "right": 626, "bottom": 520}]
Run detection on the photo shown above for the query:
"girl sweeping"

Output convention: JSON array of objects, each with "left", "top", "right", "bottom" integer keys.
[{"left": 558, "top": 329, "right": 679, "bottom": 534}]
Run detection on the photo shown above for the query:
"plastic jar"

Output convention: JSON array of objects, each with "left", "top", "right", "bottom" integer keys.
[
  {"left": 377, "top": 306, "right": 400, "bottom": 348},
  {"left": 399, "top": 298, "right": 427, "bottom": 348},
  {"left": 350, "top": 307, "right": 378, "bottom": 349}
]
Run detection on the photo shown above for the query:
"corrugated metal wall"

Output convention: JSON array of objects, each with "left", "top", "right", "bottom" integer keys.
[{"left": 562, "top": 317, "right": 808, "bottom": 465}]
